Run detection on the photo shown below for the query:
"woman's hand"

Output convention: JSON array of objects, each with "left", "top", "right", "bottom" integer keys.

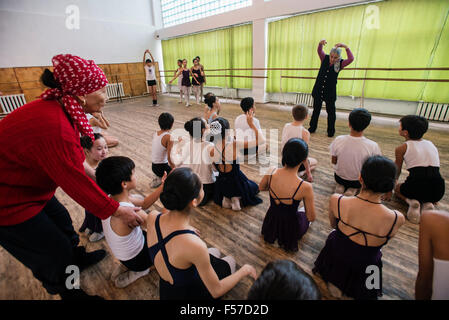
[
  {"left": 241, "top": 264, "right": 257, "bottom": 280},
  {"left": 319, "top": 39, "right": 327, "bottom": 46},
  {"left": 113, "top": 205, "right": 144, "bottom": 228},
  {"left": 169, "top": 80, "right": 173, "bottom": 84}
]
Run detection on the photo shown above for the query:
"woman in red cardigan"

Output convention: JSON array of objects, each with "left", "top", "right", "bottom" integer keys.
[{"left": 0, "top": 54, "right": 144, "bottom": 300}]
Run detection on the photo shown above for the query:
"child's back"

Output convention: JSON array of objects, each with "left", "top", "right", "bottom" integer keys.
[
  {"left": 151, "top": 130, "right": 170, "bottom": 164},
  {"left": 281, "top": 122, "right": 308, "bottom": 148},
  {"left": 330, "top": 134, "right": 381, "bottom": 181}
]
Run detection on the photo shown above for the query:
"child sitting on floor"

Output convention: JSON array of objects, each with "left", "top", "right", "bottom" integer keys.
[
  {"left": 313, "top": 156, "right": 405, "bottom": 300},
  {"left": 393, "top": 115, "right": 445, "bottom": 224},
  {"left": 234, "top": 97, "right": 264, "bottom": 157},
  {"left": 79, "top": 133, "right": 108, "bottom": 242},
  {"left": 259, "top": 138, "right": 316, "bottom": 252},
  {"left": 96, "top": 156, "right": 165, "bottom": 288},
  {"left": 203, "top": 92, "right": 221, "bottom": 125},
  {"left": 151, "top": 112, "right": 174, "bottom": 188},
  {"left": 173, "top": 117, "right": 217, "bottom": 206},
  {"left": 281, "top": 104, "right": 318, "bottom": 182},
  {"left": 210, "top": 116, "right": 265, "bottom": 211},
  {"left": 330, "top": 108, "right": 381, "bottom": 196}
]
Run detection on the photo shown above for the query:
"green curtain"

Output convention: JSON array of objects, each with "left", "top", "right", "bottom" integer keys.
[
  {"left": 267, "top": 0, "right": 449, "bottom": 103},
  {"left": 162, "top": 24, "right": 252, "bottom": 89}
]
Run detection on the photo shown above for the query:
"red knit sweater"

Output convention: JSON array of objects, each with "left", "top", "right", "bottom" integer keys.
[{"left": 0, "top": 99, "right": 119, "bottom": 226}]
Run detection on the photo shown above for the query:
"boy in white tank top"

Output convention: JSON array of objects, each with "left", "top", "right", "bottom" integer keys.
[
  {"left": 151, "top": 113, "right": 175, "bottom": 188},
  {"left": 281, "top": 104, "right": 317, "bottom": 182},
  {"left": 96, "top": 156, "right": 166, "bottom": 288},
  {"left": 392, "top": 115, "right": 445, "bottom": 224}
]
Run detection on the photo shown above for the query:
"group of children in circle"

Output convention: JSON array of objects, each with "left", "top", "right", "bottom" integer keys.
[{"left": 79, "top": 92, "right": 444, "bottom": 299}]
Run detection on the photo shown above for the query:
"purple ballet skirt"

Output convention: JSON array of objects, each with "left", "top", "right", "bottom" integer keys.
[
  {"left": 213, "top": 161, "right": 262, "bottom": 207},
  {"left": 79, "top": 210, "right": 103, "bottom": 234},
  {"left": 313, "top": 229, "right": 383, "bottom": 300},
  {"left": 261, "top": 179, "right": 309, "bottom": 252}
]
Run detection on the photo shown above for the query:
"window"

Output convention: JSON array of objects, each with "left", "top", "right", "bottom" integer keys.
[{"left": 161, "top": 0, "right": 252, "bottom": 27}]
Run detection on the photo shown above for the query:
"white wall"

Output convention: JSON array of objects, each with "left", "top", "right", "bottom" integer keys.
[
  {"left": 0, "top": 0, "right": 163, "bottom": 68},
  {"left": 156, "top": 0, "right": 369, "bottom": 39}
]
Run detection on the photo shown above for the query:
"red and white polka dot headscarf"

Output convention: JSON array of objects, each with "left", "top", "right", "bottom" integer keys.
[{"left": 40, "top": 54, "right": 108, "bottom": 141}]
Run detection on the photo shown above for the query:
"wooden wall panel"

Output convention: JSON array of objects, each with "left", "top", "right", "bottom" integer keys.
[{"left": 0, "top": 61, "right": 159, "bottom": 104}]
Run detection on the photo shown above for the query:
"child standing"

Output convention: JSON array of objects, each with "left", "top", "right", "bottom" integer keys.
[
  {"left": 175, "top": 59, "right": 184, "bottom": 103},
  {"left": 143, "top": 49, "right": 159, "bottom": 107},
  {"left": 169, "top": 59, "right": 194, "bottom": 107},
  {"left": 393, "top": 115, "right": 445, "bottom": 224},
  {"left": 281, "top": 104, "right": 318, "bottom": 182},
  {"left": 259, "top": 138, "right": 316, "bottom": 252},
  {"left": 330, "top": 108, "right": 381, "bottom": 196},
  {"left": 191, "top": 58, "right": 204, "bottom": 104},
  {"left": 96, "top": 156, "right": 164, "bottom": 288},
  {"left": 151, "top": 113, "right": 174, "bottom": 188},
  {"left": 79, "top": 133, "right": 108, "bottom": 242}
]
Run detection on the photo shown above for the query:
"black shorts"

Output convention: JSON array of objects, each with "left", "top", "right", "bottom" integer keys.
[
  {"left": 147, "top": 80, "right": 157, "bottom": 86},
  {"left": 119, "top": 231, "right": 153, "bottom": 272},
  {"left": 152, "top": 162, "right": 172, "bottom": 178},
  {"left": 334, "top": 173, "right": 362, "bottom": 189},
  {"left": 400, "top": 167, "right": 445, "bottom": 203}
]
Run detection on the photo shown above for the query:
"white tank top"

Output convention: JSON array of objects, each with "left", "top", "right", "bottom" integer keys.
[
  {"left": 102, "top": 202, "right": 144, "bottom": 261},
  {"left": 179, "top": 140, "right": 216, "bottom": 184},
  {"left": 152, "top": 131, "right": 170, "bottom": 164},
  {"left": 403, "top": 140, "right": 440, "bottom": 170},
  {"left": 281, "top": 123, "right": 304, "bottom": 148},
  {"left": 432, "top": 258, "right": 449, "bottom": 299},
  {"left": 145, "top": 65, "right": 156, "bottom": 81}
]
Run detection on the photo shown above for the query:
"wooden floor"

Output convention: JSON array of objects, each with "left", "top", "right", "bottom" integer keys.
[{"left": 1, "top": 94, "right": 448, "bottom": 300}]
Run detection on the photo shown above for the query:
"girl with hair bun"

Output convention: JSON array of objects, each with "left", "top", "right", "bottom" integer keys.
[
  {"left": 146, "top": 167, "right": 256, "bottom": 300},
  {"left": 203, "top": 92, "right": 221, "bottom": 125},
  {"left": 172, "top": 117, "right": 217, "bottom": 206},
  {"left": 259, "top": 138, "right": 316, "bottom": 252},
  {"left": 313, "top": 155, "right": 405, "bottom": 300},
  {"left": 209, "top": 116, "right": 265, "bottom": 211}
]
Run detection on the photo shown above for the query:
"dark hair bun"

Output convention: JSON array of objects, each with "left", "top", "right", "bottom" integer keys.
[
  {"left": 41, "top": 68, "right": 61, "bottom": 89},
  {"left": 361, "top": 156, "right": 396, "bottom": 193},
  {"left": 160, "top": 191, "right": 181, "bottom": 211},
  {"left": 159, "top": 168, "right": 202, "bottom": 211}
]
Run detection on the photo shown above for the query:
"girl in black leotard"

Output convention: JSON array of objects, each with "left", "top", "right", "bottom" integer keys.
[
  {"left": 146, "top": 167, "right": 256, "bottom": 300},
  {"left": 259, "top": 138, "right": 316, "bottom": 252},
  {"left": 313, "top": 156, "right": 405, "bottom": 300},
  {"left": 191, "top": 58, "right": 204, "bottom": 105}
]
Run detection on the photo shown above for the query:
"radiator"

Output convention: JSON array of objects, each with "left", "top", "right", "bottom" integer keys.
[
  {"left": 0, "top": 94, "right": 27, "bottom": 113},
  {"left": 222, "top": 88, "right": 237, "bottom": 99},
  {"left": 295, "top": 93, "right": 314, "bottom": 107},
  {"left": 106, "top": 83, "right": 125, "bottom": 99},
  {"left": 416, "top": 101, "right": 449, "bottom": 122}
]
